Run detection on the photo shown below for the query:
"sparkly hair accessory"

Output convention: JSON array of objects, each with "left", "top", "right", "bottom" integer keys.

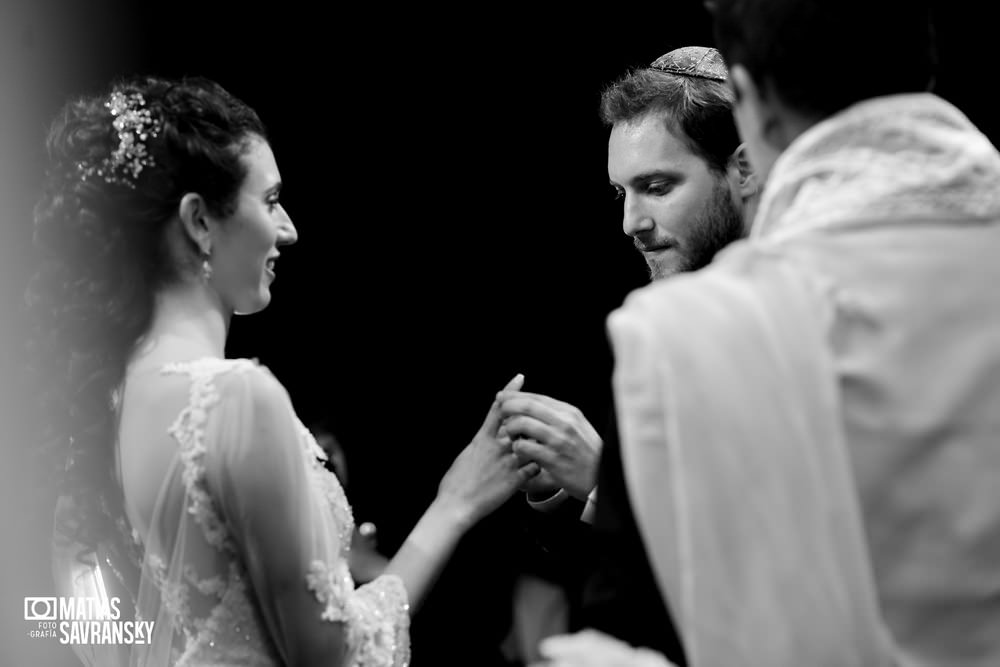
[
  {"left": 77, "top": 91, "right": 162, "bottom": 188},
  {"left": 648, "top": 46, "right": 728, "bottom": 82}
]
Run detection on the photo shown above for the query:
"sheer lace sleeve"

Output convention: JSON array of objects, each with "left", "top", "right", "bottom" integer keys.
[
  {"left": 204, "top": 364, "right": 410, "bottom": 666},
  {"left": 51, "top": 495, "right": 136, "bottom": 667}
]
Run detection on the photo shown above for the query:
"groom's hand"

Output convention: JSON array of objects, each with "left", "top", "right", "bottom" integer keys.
[{"left": 497, "top": 391, "right": 602, "bottom": 500}]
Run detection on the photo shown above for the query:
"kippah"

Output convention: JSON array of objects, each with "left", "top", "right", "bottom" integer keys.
[{"left": 649, "top": 46, "right": 728, "bottom": 82}]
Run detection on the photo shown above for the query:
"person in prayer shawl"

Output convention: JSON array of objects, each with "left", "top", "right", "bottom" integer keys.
[{"left": 535, "top": 1, "right": 1000, "bottom": 666}]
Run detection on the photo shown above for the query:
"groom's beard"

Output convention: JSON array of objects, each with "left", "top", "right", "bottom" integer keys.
[{"left": 646, "top": 179, "right": 746, "bottom": 282}]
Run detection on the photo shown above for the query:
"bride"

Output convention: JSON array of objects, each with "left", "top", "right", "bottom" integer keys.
[{"left": 32, "top": 75, "right": 538, "bottom": 666}]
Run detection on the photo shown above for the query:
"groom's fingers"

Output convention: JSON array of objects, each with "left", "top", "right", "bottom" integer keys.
[
  {"left": 498, "top": 395, "right": 563, "bottom": 426},
  {"left": 503, "top": 415, "right": 559, "bottom": 445},
  {"left": 512, "top": 438, "right": 556, "bottom": 468}
]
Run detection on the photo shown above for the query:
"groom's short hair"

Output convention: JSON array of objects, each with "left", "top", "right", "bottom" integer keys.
[{"left": 600, "top": 46, "right": 741, "bottom": 175}]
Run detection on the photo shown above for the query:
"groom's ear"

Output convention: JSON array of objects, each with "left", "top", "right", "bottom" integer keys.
[{"left": 727, "top": 143, "right": 757, "bottom": 201}]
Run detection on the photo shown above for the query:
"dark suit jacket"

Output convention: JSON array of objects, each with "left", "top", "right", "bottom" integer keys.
[{"left": 519, "top": 404, "right": 687, "bottom": 666}]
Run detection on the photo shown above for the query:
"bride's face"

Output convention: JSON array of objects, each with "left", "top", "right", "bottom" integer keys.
[{"left": 209, "top": 137, "right": 297, "bottom": 315}]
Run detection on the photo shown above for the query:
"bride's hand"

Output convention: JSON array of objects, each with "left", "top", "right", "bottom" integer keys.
[{"left": 436, "top": 374, "right": 540, "bottom": 526}]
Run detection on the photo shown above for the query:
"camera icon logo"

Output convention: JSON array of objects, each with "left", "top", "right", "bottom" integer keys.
[{"left": 24, "top": 597, "right": 57, "bottom": 621}]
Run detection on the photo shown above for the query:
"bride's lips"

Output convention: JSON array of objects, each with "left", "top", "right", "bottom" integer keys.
[{"left": 265, "top": 254, "right": 278, "bottom": 278}]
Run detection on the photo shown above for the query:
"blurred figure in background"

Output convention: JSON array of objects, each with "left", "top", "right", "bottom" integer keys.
[{"left": 308, "top": 420, "right": 389, "bottom": 585}]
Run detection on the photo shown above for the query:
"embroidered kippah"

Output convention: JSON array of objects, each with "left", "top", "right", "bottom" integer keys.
[{"left": 649, "top": 46, "right": 728, "bottom": 82}]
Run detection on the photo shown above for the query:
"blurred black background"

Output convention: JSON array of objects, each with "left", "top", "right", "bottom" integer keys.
[{"left": 0, "top": 0, "right": 992, "bottom": 664}]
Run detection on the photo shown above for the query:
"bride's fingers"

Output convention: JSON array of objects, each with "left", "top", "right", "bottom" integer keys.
[
  {"left": 515, "top": 461, "right": 540, "bottom": 484},
  {"left": 481, "top": 374, "right": 525, "bottom": 435},
  {"left": 503, "top": 373, "right": 525, "bottom": 392}
]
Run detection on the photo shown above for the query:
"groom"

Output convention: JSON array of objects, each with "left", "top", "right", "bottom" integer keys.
[{"left": 500, "top": 46, "right": 759, "bottom": 665}]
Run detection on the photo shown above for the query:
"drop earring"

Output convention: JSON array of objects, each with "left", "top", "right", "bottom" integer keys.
[{"left": 201, "top": 255, "right": 213, "bottom": 282}]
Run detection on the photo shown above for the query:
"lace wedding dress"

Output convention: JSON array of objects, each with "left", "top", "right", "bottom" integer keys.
[{"left": 53, "top": 358, "right": 410, "bottom": 666}]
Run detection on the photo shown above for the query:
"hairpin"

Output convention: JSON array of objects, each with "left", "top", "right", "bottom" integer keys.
[{"left": 77, "top": 91, "right": 162, "bottom": 189}]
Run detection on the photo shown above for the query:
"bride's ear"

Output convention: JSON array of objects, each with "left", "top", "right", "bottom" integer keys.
[{"left": 178, "top": 193, "right": 213, "bottom": 257}]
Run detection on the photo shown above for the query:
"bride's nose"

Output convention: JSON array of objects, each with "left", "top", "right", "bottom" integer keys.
[{"left": 276, "top": 207, "right": 297, "bottom": 246}]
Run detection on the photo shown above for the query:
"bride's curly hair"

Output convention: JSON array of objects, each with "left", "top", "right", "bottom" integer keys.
[{"left": 27, "top": 75, "right": 267, "bottom": 570}]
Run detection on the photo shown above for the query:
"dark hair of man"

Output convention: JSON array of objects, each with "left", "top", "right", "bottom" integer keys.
[
  {"left": 707, "top": 0, "right": 938, "bottom": 119},
  {"left": 600, "top": 67, "right": 741, "bottom": 174}
]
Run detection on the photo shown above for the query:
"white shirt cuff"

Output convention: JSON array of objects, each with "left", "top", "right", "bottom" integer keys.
[
  {"left": 526, "top": 488, "right": 570, "bottom": 512},
  {"left": 580, "top": 486, "right": 599, "bottom": 524}
]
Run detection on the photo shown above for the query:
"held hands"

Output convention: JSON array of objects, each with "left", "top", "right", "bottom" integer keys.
[
  {"left": 436, "top": 374, "right": 541, "bottom": 527},
  {"left": 498, "top": 421, "right": 562, "bottom": 497},
  {"left": 496, "top": 390, "right": 602, "bottom": 500}
]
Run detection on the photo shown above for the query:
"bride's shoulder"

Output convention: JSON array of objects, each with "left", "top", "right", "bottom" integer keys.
[
  {"left": 160, "top": 356, "right": 290, "bottom": 406},
  {"left": 160, "top": 355, "right": 261, "bottom": 376}
]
